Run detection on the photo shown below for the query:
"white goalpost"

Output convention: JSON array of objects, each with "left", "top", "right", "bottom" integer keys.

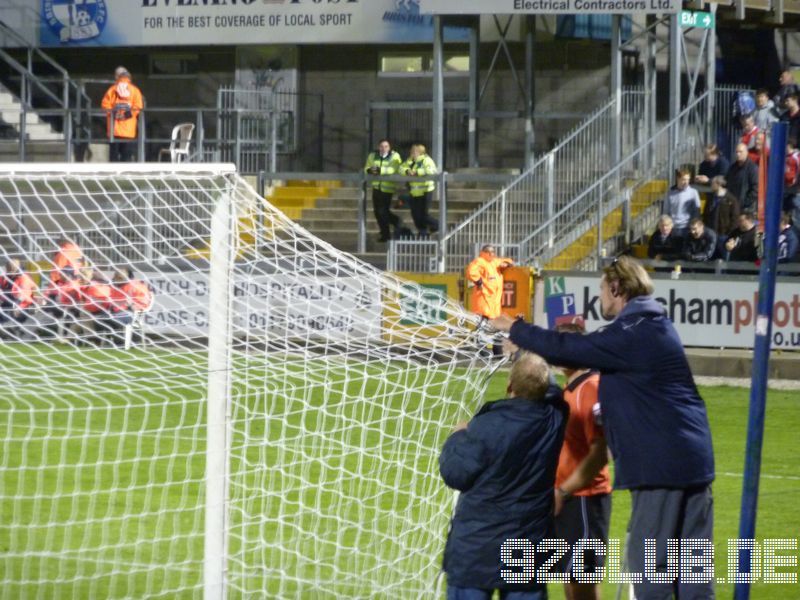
[{"left": 0, "top": 163, "right": 502, "bottom": 598}]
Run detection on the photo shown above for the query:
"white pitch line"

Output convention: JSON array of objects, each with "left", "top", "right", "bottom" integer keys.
[{"left": 719, "top": 471, "right": 800, "bottom": 482}]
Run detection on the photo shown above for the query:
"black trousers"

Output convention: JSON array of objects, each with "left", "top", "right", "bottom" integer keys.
[
  {"left": 372, "top": 188, "right": 402, "bottom": 240},
  {"left": 110, "top": 141, "right": 136, "bottom": 162},
  {"left": 627, "top": 485, "right": 714, "bottom": 600},
  {"left": 409, "top": 191, "right": 439, "bottom": 235}
]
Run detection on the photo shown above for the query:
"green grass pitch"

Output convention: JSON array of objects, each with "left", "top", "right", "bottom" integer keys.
[{"left": 0, "top": 343, "right": 798, "bottom": 598}]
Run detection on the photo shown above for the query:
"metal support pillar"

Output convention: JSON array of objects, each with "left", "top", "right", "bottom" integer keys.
[
  {"left": 611, "top": 15, "right": 622, "bottom": 168},
  {"left": 706, "top": 4, "right": 717, "bottom": 145},
  {"left": 645, "top": 15, "right": 657, "bottom": 171},
  {"left": 524, "top": 15, "right": 536, "bottom": 169},
  {"left": 668, "top": 13, "right": 681, "bottom": 175},
  {"left": 611, "top": 15, "right": 626, "bottom": 237},
  {"left": 432, "top": 15, "right": 445, "bottom": 171},
  {"left": 468, "top": 17, "right": 480, "bottom": 167}
]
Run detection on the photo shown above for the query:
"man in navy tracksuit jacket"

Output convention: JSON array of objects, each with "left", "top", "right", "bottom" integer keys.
[
  {"left": 440, "top": 352, "right": 568, "bottom": 599},
  {"left": 491, "top": 256, "right": 715, "bottom": 600}
]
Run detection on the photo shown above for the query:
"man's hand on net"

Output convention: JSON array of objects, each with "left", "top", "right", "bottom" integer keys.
[
  {"left": 452, "top": 421, "right": 468, "bottom": 433},
  {"left": 489, "top": 314, "right": 515, "bottom": 332},
  {"left": 502, "top": 338, "right": 519, "bottom": 356}
]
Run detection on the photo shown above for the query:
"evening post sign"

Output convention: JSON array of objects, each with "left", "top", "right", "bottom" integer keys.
[{"left": 38, "top": 0, "right": 469, "bottom": 46}]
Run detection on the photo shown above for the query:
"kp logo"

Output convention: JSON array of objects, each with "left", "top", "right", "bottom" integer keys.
[{"left": 43, "top": 0, "right": 107, "bottom": 43}]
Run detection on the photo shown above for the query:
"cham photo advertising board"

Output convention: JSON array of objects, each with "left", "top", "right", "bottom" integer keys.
[{"left": 543, "top": 275, "right": 800, "bottom": 350}]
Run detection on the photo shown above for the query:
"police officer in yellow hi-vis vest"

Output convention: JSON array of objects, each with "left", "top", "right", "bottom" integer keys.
[
  {"left": 364, "top": 139, "right": 405, "bottom": 242},
  {"left": 401, "top": 143, "right": 440, "bottom": 237}
]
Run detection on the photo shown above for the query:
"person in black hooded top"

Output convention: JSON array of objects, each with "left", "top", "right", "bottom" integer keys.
[{"left": 440, "top": 351, "right": 567, "bottom": 599}]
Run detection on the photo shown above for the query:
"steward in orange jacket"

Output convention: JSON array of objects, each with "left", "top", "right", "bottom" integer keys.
[
  {"left": 50, "top": 239, "right": 84, "bottom": 285},
  {"left": 1, "top": 259, "right": 38, "bottom": 325},
  {"left": 466, "top": 245, "right": 513, "bottom": 319},
  {"left": 111, "top": 269, "right": 154, "bottom": 313},
  {"left": 101, "top": 66, "right": 144, "bottom": 162}
]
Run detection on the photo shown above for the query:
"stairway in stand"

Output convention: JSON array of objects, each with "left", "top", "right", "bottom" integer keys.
[
  {"left": 266, "top": 180, "right": 506, "bottom": 270},
  {"left": 545, "top": 179, "right": 669, "bottom": 270},
  {"left": 0, "top": 85, "right": 67, "bottom": 162}
]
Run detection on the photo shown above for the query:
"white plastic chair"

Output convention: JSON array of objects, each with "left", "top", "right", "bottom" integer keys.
[
  {"left": 124, "top": 293, "right": 154, "bottom": 350},
  {"left": 158, "top": 123, "right": 195, "bottom": 163}
]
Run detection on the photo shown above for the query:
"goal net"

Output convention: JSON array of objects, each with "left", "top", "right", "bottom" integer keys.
[{"left": 0, "top": 164, "right": 501, "bottom": 598}]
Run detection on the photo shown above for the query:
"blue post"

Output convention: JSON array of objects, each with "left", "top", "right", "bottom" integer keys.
[{"left": 733, "top": 122, "right": 786, "bottom": 600}]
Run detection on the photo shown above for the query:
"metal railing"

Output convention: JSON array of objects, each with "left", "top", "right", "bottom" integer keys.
[
  {"left": 257, "top": 171, "right": 515, "bottom": 256},
  {"left": 386, "top": 88, "right": 647, "bottom": 272},
  {"left": 0, "top": 20, "right": 92, "bottom": 161},
  {"left": 517, "top": 90, "right": 713, "bottom": 269},
  {"left": 389, "top": 86, "right": 744, "bottom": 273}
]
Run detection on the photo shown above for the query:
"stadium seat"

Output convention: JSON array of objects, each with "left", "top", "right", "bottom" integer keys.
[
  {"left": 124, "top": 293, "right": 154, "bottom": 350},
  {"left": 158, "top": 122, "right": 195, "bottom": 163}
]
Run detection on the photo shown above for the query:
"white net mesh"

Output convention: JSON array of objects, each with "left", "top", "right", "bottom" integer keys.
[{"left": 0, "top": 165, "right": 501, "bottom": 598}]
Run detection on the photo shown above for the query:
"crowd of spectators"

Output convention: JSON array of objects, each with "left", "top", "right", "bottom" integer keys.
[
  {"left": 646, "top": 71, "right": 800, "bottom": 269},
  {"left": 0, "top": 239, "right": 153, "bottom": 344}
]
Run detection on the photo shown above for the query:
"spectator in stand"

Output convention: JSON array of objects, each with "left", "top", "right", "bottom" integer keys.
[
  {"left": 753, "top": 88, "right": 780, "bottom": 133},
  {"left": 739, "top": 115, "right": 761, "bottom": 163},
  {"left": 552, "top": 321, "right": 611, "bottom": 600},
  {"left": 725, "top": 211, "right": 759, "bottom": 263},
  {"left": 726, "top": 143, "right": 759, "bottom": 213},
  {"left": 778, "top": 213, "right": 799, "bottom": 263},
  {"left": 781, "top": 92, "right": 800, "bottom": 143},
  {"left": 774, "top": 70, "right": 799, "bottom": 114},
  {"left": 70, "top": 268, "right": 130, "bottom": 343},
  {"left": 101, "top": 66, "right": 144, "bottom": 163},
  {"left": 682, "top": 218, "right": 718, "bottom": 263},
  {"left": 662, "top": 168, "right": 700, "bottom": 237},
  {"left": 784, "top": 138, "right": 800, "bottom": 228},
  {"left": 703, "top": 175, "right": 740, "bottom": 253},
  {"left": 364, "top": 139, "right": 405, "bottom": 242},
  {"left": 695, "top": 144, "right": 730, "bottom": 185},
  {"left": 401, "top": 143, "right": 439, "bottom": 238},
  {"left": 647, "top": 215, "right": 683, "bottom": 261},
  {"left": 0, "top": 259, "right": 38, "bottom": 334},
  {"left": 111, "top": 268, "right": 154, "bottom": 313},
  {"left": 50, "top": 238, "right": 84, "bottom": 286},
  {"left": 439, "top": 352, "right": 567, "bottom": 600}
]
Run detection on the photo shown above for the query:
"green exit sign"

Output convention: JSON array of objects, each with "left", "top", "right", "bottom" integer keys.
[{"left": 680, "top": 10, "right": 715, "bottom": 29}]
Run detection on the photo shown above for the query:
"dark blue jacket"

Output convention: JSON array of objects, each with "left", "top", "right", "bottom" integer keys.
[
  {"left": 440, "top": 385, "right": 567, "bottom": 590},
  {"left": 509, "top": 297, "right": 714, "bottom": 490},
  {"left": 778, "top": 225, "right": 799, "bottom": 263}
]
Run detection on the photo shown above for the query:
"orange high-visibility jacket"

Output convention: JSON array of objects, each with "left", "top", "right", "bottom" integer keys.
[
  {"left": 110, "top": 279, "right": 153, "bottom": 312},
  {"left": 466, "top": 251, "right": 512, "bottom": 319},
  {"left": 11, "top": 273, "right": 37, "bottom": 309},
  {"left": 101, "top": 76, "right": 144, "bottom": 140},
  {"left": 51, "top": 242, "right": 84, "bottom": 284},
  {"left": 79, "top": 281, "right": 113, "bottom": 314}
]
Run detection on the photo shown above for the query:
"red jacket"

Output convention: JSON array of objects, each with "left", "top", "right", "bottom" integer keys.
[
  {"left": 110, "top": 280, "right": 153, "bottom": 312},
  {"left": 1, "top": 273, "right": 37, "bottom": 308}
]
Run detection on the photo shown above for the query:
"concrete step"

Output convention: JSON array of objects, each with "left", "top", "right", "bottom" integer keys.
[
  {"left": 0, "top": 109, "right": 44, "bottom": 127},
  {"left": 0, "top": 140, "right": 68, "bottom": 162},
  {"left": 352, "top": 251, "right": 388, "bottom": 270},
  {"left": 305, "top": 230, "right": 431, "bottom": 254},
  {"left": 297, "top": 209, "right": 472, "bottom": 229},
  {"left": 298, "top": 197, "right": 488, "bottom": 212}
]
